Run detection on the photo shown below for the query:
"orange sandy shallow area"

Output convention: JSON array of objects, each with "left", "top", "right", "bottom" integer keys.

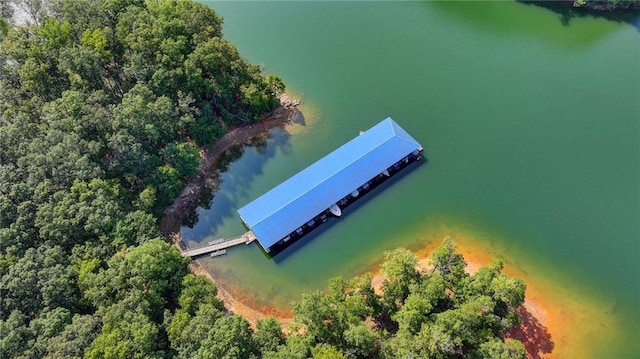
[
  {"left": 367, "top": 242, "right": 555, "bottom": 359},
  {"left": 205, "top": 230, "right": 617, "bottom": 359},
  {"left": 380, "top": 240, "right": 558, "bottom": 359},
  {"left": 383, "top": 236, "right": 615, "bottom": 359}
]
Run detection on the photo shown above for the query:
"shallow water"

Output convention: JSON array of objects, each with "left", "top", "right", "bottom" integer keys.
[{"left": 184, "top": 2, "right": 640, "bottom": 357}]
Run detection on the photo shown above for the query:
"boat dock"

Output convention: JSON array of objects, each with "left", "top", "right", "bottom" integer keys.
[
  {"left": 237, "top": 117, "right": 424, "bottom": 255},
  {"left": 181, "top": 231, "right": 256, "bottom": 258}
]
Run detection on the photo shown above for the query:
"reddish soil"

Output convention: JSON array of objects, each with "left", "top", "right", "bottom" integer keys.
[
  {"left": 370, "top": 249, "right": 555, "bottom": 359},
  {"left": 507, "top": 305, "right": 554, "bottom": 359}
]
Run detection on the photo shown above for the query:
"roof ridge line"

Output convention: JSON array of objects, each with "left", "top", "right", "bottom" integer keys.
[{"left": 248, "top": 134, "right": 398, "bottom": 229}]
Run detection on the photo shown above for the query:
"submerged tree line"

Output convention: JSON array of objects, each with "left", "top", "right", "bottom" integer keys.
[{"left": 1, "top": 1, "right": 527, "bottom": 358}]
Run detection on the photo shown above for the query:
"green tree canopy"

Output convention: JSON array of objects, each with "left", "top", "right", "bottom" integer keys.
[
  {"left": 0, "top": 1, "right": 283, "bottom": 356},
  {"left": 289, "top": 240, "right": 528, "bottom": 359},
  {"left": 254, "top": 317, "right": 285, "bottom": 355}
]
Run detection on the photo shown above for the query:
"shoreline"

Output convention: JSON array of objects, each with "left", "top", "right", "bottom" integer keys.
[
  {"left": 158, "top": 93, "right": 302, "bottom": 326},
  {"left": 206, "top": 242, "right": 560, "bottom": 359},
  {"left": 373, "top": 245, "right": 555, "bottom": 359},
  {"left": 159, "top": 93, "right": 302, "bottom": 247},
  {"left": 187, "top": 260, "right": 294, "bottom": 328}
]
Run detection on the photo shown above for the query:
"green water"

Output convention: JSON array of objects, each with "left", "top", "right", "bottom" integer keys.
[{"left": 184, "top": 2, "right": 640, "bottom": 357}]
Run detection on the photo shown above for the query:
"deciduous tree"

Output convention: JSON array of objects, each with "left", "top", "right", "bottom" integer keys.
[{"left": 254, "top": 317, "right": 285, "bottom": 354}]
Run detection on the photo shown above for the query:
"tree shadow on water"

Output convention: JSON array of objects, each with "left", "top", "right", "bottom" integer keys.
[
  {"left": 181, "top": 125, "right": 296, "bottom": 241},
  {"left": 181, "top": 184, "right": 214, "bottom": 229},
  {"left": 518, "top": 1, "right": 640, "bottom": 30},
  {"left": 506, "top": 306, "right": 555, "bottom": 359}
]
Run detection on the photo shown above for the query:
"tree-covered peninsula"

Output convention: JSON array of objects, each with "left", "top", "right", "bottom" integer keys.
[
  {"left": 1, "top": 1, "right": 529, "bottom": 358},
  {"left": 279, "top": 241, "right": 527, "bottom": 359}
]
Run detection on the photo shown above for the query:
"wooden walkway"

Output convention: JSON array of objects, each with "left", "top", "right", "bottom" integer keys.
[{"left": 182, "top": 231, "right": 256, "bottom": 258}]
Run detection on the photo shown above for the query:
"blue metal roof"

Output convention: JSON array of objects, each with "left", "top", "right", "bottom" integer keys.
[{"left": 237, "top": 117, "right": 422, "bottom": 250}]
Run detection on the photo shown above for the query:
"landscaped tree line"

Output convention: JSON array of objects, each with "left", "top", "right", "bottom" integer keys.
[{"left": 1, "top": 1, "right": 527, "bottom": 358}]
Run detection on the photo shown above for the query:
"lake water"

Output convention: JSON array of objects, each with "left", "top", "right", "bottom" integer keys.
[{"left": 185, "top": 2, "right": 640, "bottom": 357}]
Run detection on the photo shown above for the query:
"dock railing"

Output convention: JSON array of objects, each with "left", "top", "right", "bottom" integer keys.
[{"left": 181, "top": 231, "right": 256, "bottom": 258}]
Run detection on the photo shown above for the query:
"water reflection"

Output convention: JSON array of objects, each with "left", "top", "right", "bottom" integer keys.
[
  {"left": 181, "top": 125, "right": 296, "bottom": 245},
  {"left": 518, "top": 1, "right": 640, "bottom": 31},
  {"left": 429, "top": 1, "right": 625, "bottom": 46}
]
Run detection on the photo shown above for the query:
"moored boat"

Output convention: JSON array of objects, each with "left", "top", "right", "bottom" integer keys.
[{"left": 329, "top": 203, "right": 342, "bottom": 217}]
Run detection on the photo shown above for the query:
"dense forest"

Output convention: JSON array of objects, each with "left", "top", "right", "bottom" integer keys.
[
  {"left": 572, "top": 0, "right": 640, "bottom": 10},
  {"left": 1, "top": 1, "right": 528, "bottom": 358},
  {"left": 0, "top": 0, "right": 283, "bottom": 357}
]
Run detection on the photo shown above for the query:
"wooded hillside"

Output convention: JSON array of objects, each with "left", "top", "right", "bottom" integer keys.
[{"left": 0, "top": 1, "right": 282, "bottom": 357}]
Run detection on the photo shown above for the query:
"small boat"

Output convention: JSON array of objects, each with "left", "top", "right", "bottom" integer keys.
[
  {"left": 351, "top": 189, "right": 359, "bottom": 197},
  {"left": 382, "top": 170, "right": 390, "bottom": 177},
  {"left": 329, "top": 203, "right": 342, "bottom": 217},
  {"left": 208, "top": 238, "right": 225, "bottom": 245}
]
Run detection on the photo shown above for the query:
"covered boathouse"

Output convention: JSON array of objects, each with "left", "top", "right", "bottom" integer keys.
[{"left": 237, "top": 117, "right": 424, "bottom": 254}]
